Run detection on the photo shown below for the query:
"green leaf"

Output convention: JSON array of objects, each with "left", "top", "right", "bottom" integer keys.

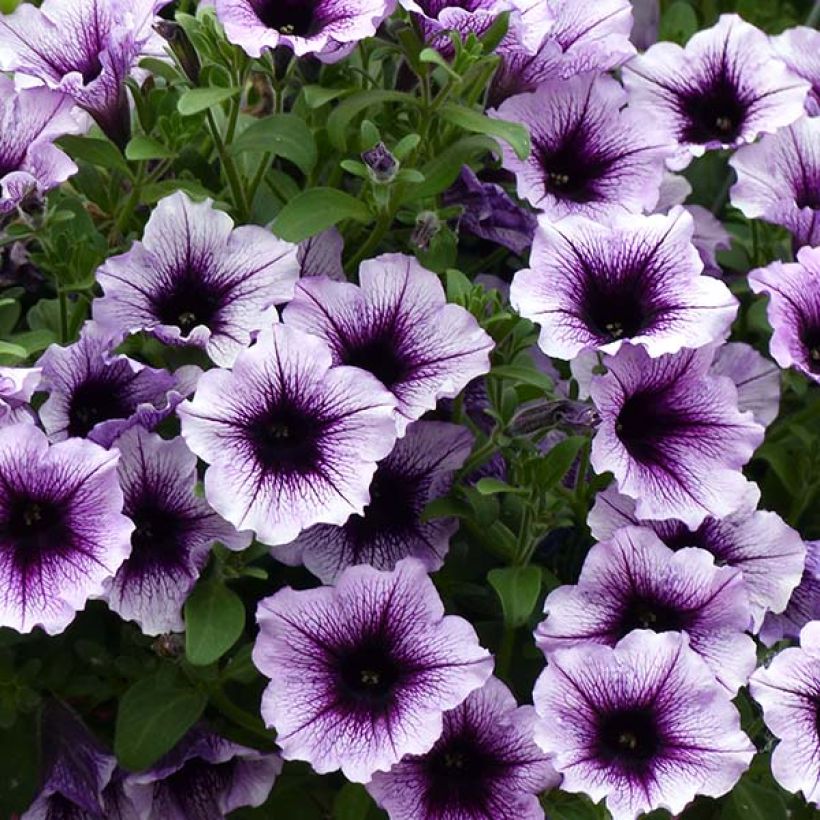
[
  {"left": 301, "top": 85, "right": 349, "bottom": 109},
  {"left": 114, "top": 673, "right": 207, "bottom": 770},
  {"left": 488, "top": 565, "right": 542, "bottom": 627},
  {"left": 57, "top": 135, "right": 131, "bottom": 176},
  {"left": 536, "top": 436, "right": 586, "bottom": 489},
  {"left": 445, "top": 269, "right": 473, "bottom": 305},
  {"left": 333, "top": 783, "right": 380, "bottom": 819},
  {"left": 722, "top": 772, "right": 789, "bottom": 820},
  {"left": 490, "top": 365, "right": 554, "bottom": 393},
  {"left": 231, "top": 114, "right": 318, "bottom": 175},
  {"left": 185, "top": 581, "right": 246, "bottom": 666},
  {"left": 177, "top": 86, "right": 240, "bottom": 116},
  {"left": 125, "top": 135, "right": 175, "bottom": 161},
  {"left": 326, "top": 90, "right": 418, "bottom": 151},
  {"left": 438, "top": 103, "right": 530, "bottom": 159},
  {"left": 0, "top": 341, "right": 27, "bottom": 361},
  {"left": 420, "top": 496, "right": 473, "bottom": 522},
  {"left": 272, "top": 188, "right": 372, "bottom": 242},
  {"left": 475, "top": 477, "right": 526, "bottom": 496},
  {"left": 660, "top": 2, "right": 699, "bottom": 45}
]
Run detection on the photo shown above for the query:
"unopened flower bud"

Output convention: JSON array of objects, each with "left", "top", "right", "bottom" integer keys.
[
  {"left": 361, "top": 142, "right": 399, "bottom": 183},
  {"left": 154, "top": 21, "right": 200, "bottom": 84},
  {"left": 411, "top": 210, "right": 440, "bottom": 250}
]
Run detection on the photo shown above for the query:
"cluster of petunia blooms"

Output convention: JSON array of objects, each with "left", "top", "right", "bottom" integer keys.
[{"left": 2, "top": 0, "right": 820, "bottom": 818}]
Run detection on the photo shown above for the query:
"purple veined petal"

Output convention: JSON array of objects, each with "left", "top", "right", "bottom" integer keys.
[
  {"left": 511, "top": 207, "right": 737, "bottom": 361},
  {"left": 94, "top": 191, "right": 299, "bottom": 367},
  {"left": 104, "top": 428, "right": 251, "bottom": 635},
  {"left": 772, "top": 26, "right": 820, "bottom": 115},
  {"left": 730, "top": 117, "right": 820, "bottom": 249},
  {"left": 214, "top": 0, "right": 396, "bottom": 62},
  {"left": 0, "top": 365, "right": 41, "bottom": 427},
  {"left": 535, "top": 526, "right": 755, "bottom": 693},
  {"left": 278, "top": 420, "right": 473, "bottom": 583},
  {"left": 710, "top": 342, "right": 780, "bottom": 427},
  {"left": 123, "top": 725, "right": 282, "bottom": 819},
  {"left": 298, "top": 227, "right": 346, "bottom": 282},
  {"left": 588, "top": 484, "right": 806, "bottom": 634},
  {"left": 178, "top": 323, "right": 398, "bottom": 546},
  {"left": 0, "top": 423, "right": 133, "bottom": 635},
  {"left": 749, "top": 247, "right": 820, "bottom": 383},
  {"left": 533, "top": 630, "right": 754, "bottom": 820},
  {"left": 750, "top": 621, "right": 820, "bottom": 807},
  {"left": 282, "top": 252, "right": 494, "bottom": 436},
  {"left": 622, "top": 14, "right": 810, "bottom": 170},
  {"left": 589, "top": 343, "right": 764, "bottom": 528},
  {"left": 367, "top": 676, "right": 559, "bottom": 820},
  {"left": 491, "top": 73, "right": 673, "bottom": 219},
  {"left": 252, "top": 558, "right": 493, "bottom": 783}
]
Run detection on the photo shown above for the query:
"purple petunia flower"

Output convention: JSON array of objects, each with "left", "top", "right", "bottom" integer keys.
[
  {"left": 0, "top": 366, "right": 41, "bottom": 427},
  {"left": 0, "top": 0, "right": 167, "bottom": 148},
  {"left": 588, "top": 485, "right": 806, "bottom": 634},
  {"left": 750, "top": 621, "right": 820, "bottom": 807},
  {"left": 178, "top": 323, "right": 397, "bottom": 546},
  {"left": 772, "top": 26, "right": 820, "bottom": 115},
  {"left": 298, "top": 227, "right": 345, "bottom": 282},
  {"left": 730, "top": 117, "right": 820, "bottom": 249},
  {"left": 491, "top": 74, "right": 671, "bottom": 219},
  {"left": 533, "top": 630, "right": 754, "bottom": 820},
  {"left": 253, "top": 558, "right": 493, "bottom": 782},
  {"left": 93, "top": 192, "right": 299, "bottom": 367},
  {"left": 277, "top": 421, "right": 472, "bottom": 583},
  {"left": 710, "top": 342, "right": 781, "bottom": 427},
  {"left": 511, "top": 207, "right": 736, "bottom": 361},
  {"left": 0, "top": 77, "right": 79, "bottom": 215},
  {"left": 589, "top": 344, "right": 764, "bottom": 528},
  {"left": 123, "top": 725, "right": 282, "bottom": 819},
  {"left": 0, "top": 423, "right": 133, "bottom": 635},
  {"left": 749, "top": 247, "right": 820, "bottom": 384},
  {"left": 282, "top": 253, "right": 494, "bottom": 436},
  {"left": 37, "top": 326, "right": 200, "bottom": 449},
  {"left": 401, "top": 0, "right": 513, "bottom": 55},
  {"left": 630, "top": 0, "right": 659, "bottom": 50},
  {"left": 215, "top": 0, "right": 395, "bottom": 62},
  {"left": 622, "top": 14, "right": 809, "bottom": 169},
  {"left": 442, "top": 166, "right": 537, "bottom": 255},
  {"left": 104, "top": 428, "right": 250, "bottom": 635},
  {"left": 536, "top": 526, "right": 755, "bottom": 692},
  {"left": 367, "top": 676, "right": 559, "bottom": 820}
]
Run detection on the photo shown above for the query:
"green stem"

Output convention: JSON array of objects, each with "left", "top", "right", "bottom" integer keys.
[
  {"left": 496, "top": 625, "right": 515, "bottom": 680},
  {"left": 461, "top": 519, "right": 517, "bottom": 563},
  {"left": 58, "top": 289, "right": 69, "bottom": 344},
  {"left": 246, "top": 151, "right": 273, "bottom": 211},
  {"left": 112, "top": 164, "right": 144, "bottom": 240},
  {"left": 206, "top": 110, "right": 250, "bottom": 221},
  {"left": 344, "top": 209, "right": 392, "bottom": 274},
  {"left": 207, "top": 685, "right": 275, "bottom": 747},
  {"left": 515, "top": 505, "right": 532, "bottom": 565}
]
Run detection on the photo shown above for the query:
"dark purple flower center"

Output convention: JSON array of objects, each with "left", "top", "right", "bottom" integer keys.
[
  {"left": 253, "top": 0, "right": 320, "bottom": 36},
  {"left": 597, "top": 706, "right": 661, "bottom": 768},
  {"left": 618, "top": 595, "right": 686, "bottom": 634},
  {"left": 656, "top": 519, "right": 730, "bottom": 565},
  {"left": 678, "top": 73, "right": 747, "bottom": 145},
  {"left": 799, "top": 321, "right": 820, "bottom": 373},
  {"left": 342, "top": 329, "right": 412, "bottom": 389},
  {"left": 345, "top": 465, "right": 419, "bottom": 544},
  {"left": 337, "top": 637, "right": 402, "bottom": 707},
  {"left": 247, "top": 401, "right": 323, "bottom": 475},
  {"left": 152, "top": 271, "right": 223, "bottom": 336},
  {"left": 536, "top": 138, "right": 611, "bottom": 205},
  {"left": 44, "top": 793, "right": 88, "bottom": 820},
  {"left": 120, "top": 500, "right": 191, "bottom": 577},
  {"left": 0, "top": 495, "right": 71, "bottom": 569},
  {"left": 67, "top": 377, "right": 131, "bottom": 438},
  {"left": 582, "top": 266, "right": 653, "bottom": 341},
  {"left": 158, "top": 758, "right": 234, "bottom": 820},
  {"left": 794, "top": 176, "right": 820, "bottom": 210},
  {"left": 615, "top": 389, "right": 689, "bottom": 465}
]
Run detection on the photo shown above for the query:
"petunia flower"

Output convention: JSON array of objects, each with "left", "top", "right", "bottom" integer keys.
[
  {"left": 104, "top": 428, "right": 251, "bottom": 635},
  {"left": 491, "top": 74, "right": 671, "bottom": 219},
  {"left": 0, "top": 0, "right": 167, "bottom": 148},
  {"left": 0, "top": 366, "right": 41, "bottom": 427},
  {"left": 93, "top": 192, "right": 299, "bottom": 367},
  {"left": 298, "top": 227, "right": 345, "bottom": 282},
  {"left": 282, "top": 253, "right": 494, "bottom": 436},
  {"left": 252, "top": 558, "right": 493, "bottom": 782},
  {"left": 123, "top": 725, "right": 282, "bottom": 819},
  {"left": 214, "top": 0, "right": 395, "bottom": 62},
  {"left": 367, "top": 676, "right": 559, "bottom": 820},
  {"left": 37, "top": 326, "right": 200, "bottom": 448},
  {"left": 0, "top": 77, "right": 79, "bottom": 215},
  {"left": 588, "top": 485, "right": 806, "bottom": 634},
  {"left": 622, "top": 14, "right": 809, "bottom": 169},
  {"left": 749, "top": 247, "right": 820, "bottom": 384},
  {"left": 277, "top": 420, "right": 472, "bottom": 583},
  {"left": 511, "top": 207, "right": 736, "bottom": 361},
  {"left": 535, "top": 526, "right": 756, "bottom": 692},
  {"left": 772, "top": 26, "right": 820, "bottom": 115},
  {"left": 750, "top": 621, "right": 820, "bottom": 807},
  {"left": 178, "top": 323, "right": 398, "bottom": 546},
  {"left": 589, "top": 344, "right": 764, "bottom": 528},
  {"left": 730, "top": 117, "right": 820, "bottom": 249},
  {"left": 0, "top": 423, "right": 133, "bottom": 635},
  {"left": 710, "top": 342, "right": 781, "bottom": 427},
  {"left": 533, "top": 630, "right": 754, "bottom": 820}
]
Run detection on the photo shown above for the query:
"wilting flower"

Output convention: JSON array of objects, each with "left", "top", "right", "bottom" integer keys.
[
  {"left": 511, "top": 207, "right": 736, "bottom": 361},
  {"left": 215, "top": 0, "right": 394, "bottom": 61},
  {"left": 442, "top": 165, "right": 536, "bottom": 254},
  {"left": 278, "top": 421, "right": 472, "bottom": 583},
  {"left": 253, "top": 559, "right": 493, "bottom": 782},
  {"left": 749, "top": 247, "right": 820, "bottom": 384},
  {"left": 0, "top": 0, "right": 166, "bottom": 148},
  {"left": 37, "top": 326, "right": 200, "bottom": 448},
  {"left": 589, "top": 344, "right": 764, "bottom": 527},
  {"left": 104, "top": 428, "right": 250, "bottom": 635},
  {"left": 588, "top": 485, "right": 806, "bottom": 633},
  {"left": 178, "top": 324, "right": 397, "bottom": 546},
  {"left": 760, "top": 541, "right": 819, "bottom": 646},
  {"left": 533, "top": 630, "right": 754, "bottom": 820},
  {"left": 282, "top": 253, "right": 493, "bottom": 436},
  {"left": 123, "top": 725, "right": 282, "bottom": 819},
  {"left": 750, "top": 621, "right": 820, "bottom": 807},
  {"left": 710, "top": 342, "right": 781, "bottom": 427},
  {"left": 0, "top": 366, "right": 41, "bottom": 426},
  {"left": 0, "top": 423, "right": 132, "bottom": 635},
  {"left": 367, "top": 676, "right": 559, "bottom": 820},
  {"left": 491, "top": 74, "right": 671, "bottom": 219},
  {"left": 0, "top": 78, "right": 79, "bottom": 215},
  {"left": 772, "top": 26, "right": 820, "bottom": 115},
  {"left": 622, "top": 14, "right": 809, "bottom": 169},
  {"left": 730, "top": 117, "right": 820, "bottom": 249},
  {"left": 93, "top": 192, "right": 299, "bottom": 367},
  {"left": 298, "top": 227, "right": 345, "bottom": 282},
  {"left": 536, "top": 526, "right": 755, "bottom": 692}
]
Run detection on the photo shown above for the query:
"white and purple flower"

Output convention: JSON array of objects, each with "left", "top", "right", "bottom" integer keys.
[
  {"left": 0, "top": 366, "right": 41, "bottom": 427},
  {"left": 772, "top": 26, "right": 820, "bottom": 115}
]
